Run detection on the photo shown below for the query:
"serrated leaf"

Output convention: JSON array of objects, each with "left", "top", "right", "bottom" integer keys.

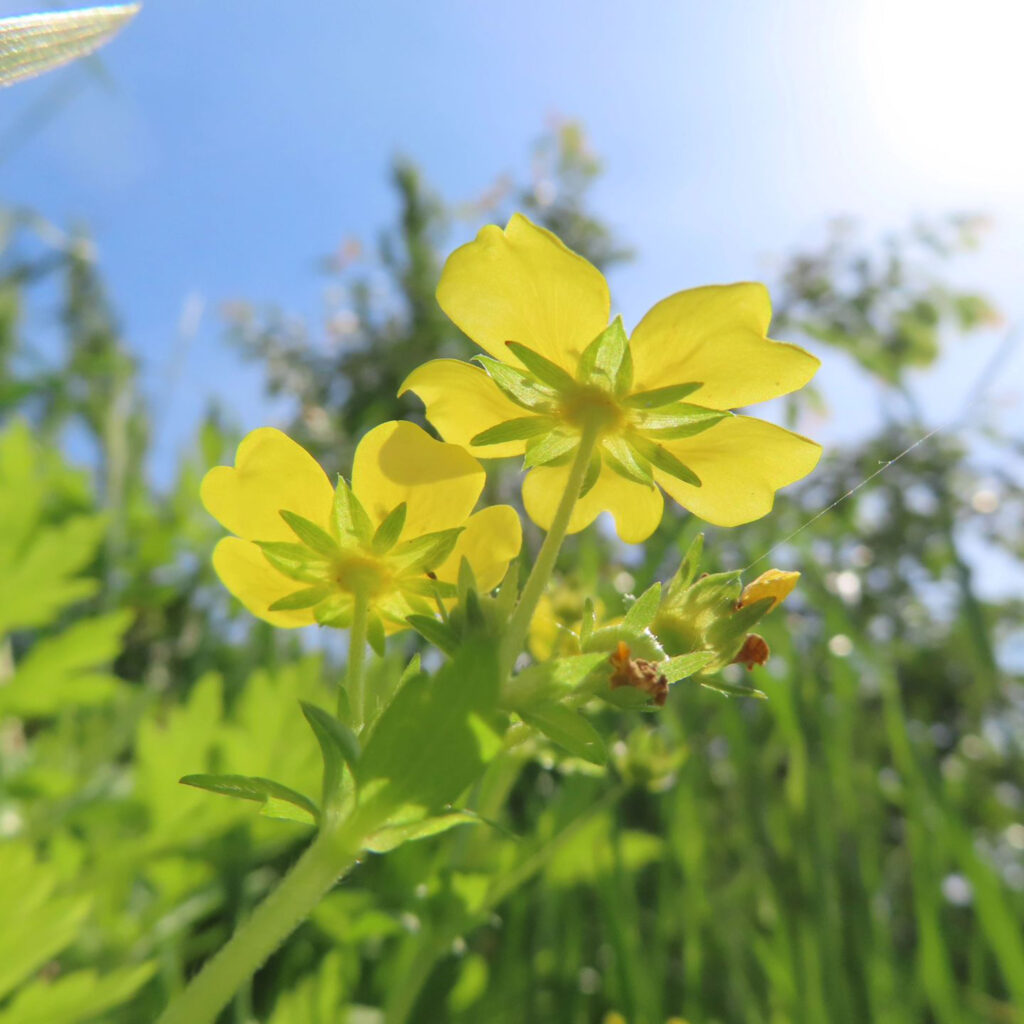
[
  {"left": 476, "top": 356, "right": 557, "bottom": 412},
  {"left": 519, "top": 703, "right": 607, "bottom": 766},
  {"left": 602, "top": 435, "right": 654, "bottom": 485},
  {"left": 524, "top": 430, "right": 579, "bottom": 469},
  {"left": 504, "top": 341, "right": 578, "bottom": 391},
  {"left": 471, "top": 415, "right": 553, "bottom": 446},
  {"left": 390, "top": 527, "right": 463, "bottom": 574},
  {"left": 624, "top": 382, "right": 703, "bottom": 408},
  {"left": 372, "top": 502, "right": 407, "bottom": 553},
  {"left": 301, "top": 701, "right": 360, "bottom": 812},
  {"left": 632, "top": 437, "right": 702, "bottom": 487},
  {"left": 577, "top": 317, "right": 627, "bottom": 387},
  {"left": 333, "top": 477, "right": 374, "bottom": 545},
  {"left": 406, "top": 614, "right": 458, "bottom": 655},
  {"left": 268, "top": 584, "right": 334, "bottom": 611},
  {"left": 0, "top": 4, "right": 139, "bottom": 89},
  {"left": 179, "top": 773, "right": 319, "bottom": 825},
  {"left": 623, "top": 582, "right": 662, "bottom": 632}
]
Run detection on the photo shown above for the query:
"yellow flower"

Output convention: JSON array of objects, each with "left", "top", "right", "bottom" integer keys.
[
  {"left": 401, "top": 214, "right": 822, "bottom": 542},
  {"left": 200, "top": 422, "right": 522, "bottom": 632},
  {"left": 737, "top": 568, "right": 800, "bottom": 611}
]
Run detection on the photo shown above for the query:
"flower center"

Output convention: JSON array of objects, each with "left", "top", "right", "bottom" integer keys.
[
  {"left": 559, "top": 386, "right": 624, "bottom": 435},
  {"left": 334, "top": 554, "right": 391, "bottom": 598}
]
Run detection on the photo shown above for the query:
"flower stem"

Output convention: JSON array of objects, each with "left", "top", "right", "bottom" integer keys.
[
  {"left": 500, "top": 422, "right": 600, "bottom": 677},
  {"left": 346, "top": 590, "right": 370, "bottom": 725},
  {"left": 155, "top": 814, "right": 373, "bottom": 1024}
]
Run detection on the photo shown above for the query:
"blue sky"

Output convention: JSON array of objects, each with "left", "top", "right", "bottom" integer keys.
[{"left": 3, "top": 0, "right": 1023, "bottom": 559}]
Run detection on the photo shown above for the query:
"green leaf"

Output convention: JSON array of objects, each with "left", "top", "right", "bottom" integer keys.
[
  {"left": 372, "top": 502, "right": 407, "bottom": 553},
  {"left": 635, "top": 404, "right": 728, "bottom": 439},
  {"left": 632, "top": 437, "right": 702, "bottom": 487},
  {"left": 457, "top": 556, "right": 478, "bottom": 602},
  {"left": 476, "top": 356, "right": 557, "bottom": 412},
  {"left": 280, "top": 509, "right": 340, "bottom": 557},
  {"left": 179, "top": 773, "right": 319, "bottom": 825},
  {"left": 623, "top": 583, "right": 662, "bottom": 632},
  {"left": 504, "top": 341, "right": 578, "bottom": 391},
  {"left": 333, "top": 477, "right": 374, "bottom": 545},
  {"left": 0, "top": 4, "right": 140, "bottom": 89},
  {"left": 357, "top": 635, "right": 502, "bottom": 813},
  {"left": 624, "top": 382, "right": 702, "bottom": 408},
  {"left": 254, "top": 541, "right": 332, "bottom": 583},
  {"left": 470, "top": 415, "right": 553, "bottom": 446},
  {"left": 301, "top": 701, "right": 361, "bottom": 811},
  {"left": 524, "top": 430, "right": 579, "bottom": 469},
  {"left": 601, "top": 435, "right": 654, "bottom": 485},
  {"left": 503, "top": 652, "right": 609, "bottom": 710},
  {"left": 390, "top": 527, "right": 463, "bottom": 574},
  {"left": 668, "top": 532, "right": 705, "bottom": 597},
  {"left": 364, "top": 810, "right": 482, "bottom": 853},
  {"left": 577, "top": 317, "right": 627, "bottom": 387},
  {"left": 519, "top": 703, "right": 607, "bottom": 765},
  {"left": 700, "top": 678, "right": 767, "bottom": 700},
  {"left": 406, "top": 615, "right": 458, "bottom": 656},
  {"left": 268, "top": 584, "right": 334, "bottom": 612},
  {"left": 661, "top": 650, "right": 717, "bottom": 682}
]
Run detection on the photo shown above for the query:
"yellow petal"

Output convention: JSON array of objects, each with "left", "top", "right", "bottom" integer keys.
[
  {"left": 352, "top": 421, "right": 484, "bottom": 537},
  {"left": 437, "top": 213, "right": 610, "bottom": 372},
  {"left": 434, "top": 505, "right": 523, "bottom": 591},
  {"left": 654, "top": 415, "right": 821, "bottom": 527},
  {"left": 523, "top": 461, "right": 664, "bottom": 543},
  {"left": 739, "top": 569, "right": 800, "bottom": 611},
  {"left": 200, "top": 427, "right": 334, "bottom": 542},
  {"left": 628, "top": 283, "right": 820, "bottom": 409},
  {"left": 212, "top": 537, "right": 318, "bottom": 628},
  {"left": 400, "top": 359, "right": 530, "bottom": 458}
]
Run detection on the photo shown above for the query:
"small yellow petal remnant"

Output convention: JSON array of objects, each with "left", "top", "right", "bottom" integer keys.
[
  {"left": 201, "top": 422, "right": 522, "bottom": 633},
  {"left": 404, "top": 213, "right": 822, "bottom": 541},
  {"left": 737, "top": 569, "right": 801, "bottom": 612}
]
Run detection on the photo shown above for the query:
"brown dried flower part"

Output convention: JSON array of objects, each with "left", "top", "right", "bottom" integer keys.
[
  {"left": 609, "top": 641, "right": 669, "bottom": 707},
  {"left": 732, "top": 634, "right": 770, "bottom": 670}
]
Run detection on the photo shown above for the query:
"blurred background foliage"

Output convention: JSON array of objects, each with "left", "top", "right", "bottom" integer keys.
[{"left": 1, "top": 120, "right": 1023, "bottom": 1024}]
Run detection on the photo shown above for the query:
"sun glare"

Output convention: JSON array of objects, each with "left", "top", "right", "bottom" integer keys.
[{"left": 861, "top": 0, "right": 1024, "bottom": 194}]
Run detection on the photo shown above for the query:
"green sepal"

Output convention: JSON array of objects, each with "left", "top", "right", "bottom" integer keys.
[
  {"left": 614, "top": 343, "right": 634, "bottom": 396},
  {"left": 279, "top": 509, "right": 340, "bottom": 557},
  {"left": 667, "top": 533, "right": 704, "bottom": 599},
  {"left": 471, "top": 415, "right": 553, "bottom": 446},
  {"left": 579, "top": 451, "right": 603, "bottom": 498},
  {"left": 300, "top": 701, "right": 361, "bottom": 812},
  {"left": 366, "top": 613, "right": 387, "bottom": 656},
  {"left": 406, "top": 614, "right": 458, "bottom": 656},
  {"left": 524, "top": 430, "right": 578, "bottom": 469},
  {"left": 268, "top": 584, "right": 334, "bottom": 612},
  {"left": 457, "top": 557, "right": 478, "bottom": 603},
  {"left": 576, "top": 316, "right": 627, "bottom": 389},
  {"left": 661, "top": 650, "right": 717, "bottom": 683},
  {"left": 389, "top": 527, "right": 463, "bottom": 574},
  {"left": 255, "top": 542, "right": 332, "bottom": 583},
  {"left": 505, "top": 341, "right": 577, "bottom": 391},
  {"left": 635, "top": 404, "right": 728, "bottom": 439},
  {"left": 333, "top": 477, "right": 374, "bottom": 545},
  {"left": 179, "top": 773, "right": 319, "bottom": 825},
  {"left": 519, "top": 703, "right": 607, "bottom": 766},
  {"left": 372, "top": 502, "right": 407, "bottom": 554},
  {"left": 493, "top": 560, "right": 520, "bottom": 620},
  {"left": 475, "top": 356, "right": 557, "bottom": 412},
  {"left": 602, "top": 435, "right": 653, "bottom": 485},
  {"left": 402, "top": 577, "right": 457, "bottom": 599},
  {"left": 623, "top": 582, "right": 662, "bottom": 632},
  {"left": 314, "top": 595, "right": 352, "bottom": 628},
  {"left": 624, "top": 382, "right": 702, "bottom": 409},
  {"left": 632, "top": 436, "right": 702, "bottom": 487},
  {"left": 502, "top": 652, "right": 609, "bottom": 710}
]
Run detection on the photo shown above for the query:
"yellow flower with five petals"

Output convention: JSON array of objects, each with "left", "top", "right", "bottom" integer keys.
[
  {"left": 201, "top": 421, "right": 522, "bottom": 633},
  {"left": 401, "top": 214, "right": 822, "bottom": 542}
]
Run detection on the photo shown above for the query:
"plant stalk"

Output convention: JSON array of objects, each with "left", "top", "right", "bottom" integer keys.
[{"left": 500, "top": 422, "right": 600, "bottom": 677}]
